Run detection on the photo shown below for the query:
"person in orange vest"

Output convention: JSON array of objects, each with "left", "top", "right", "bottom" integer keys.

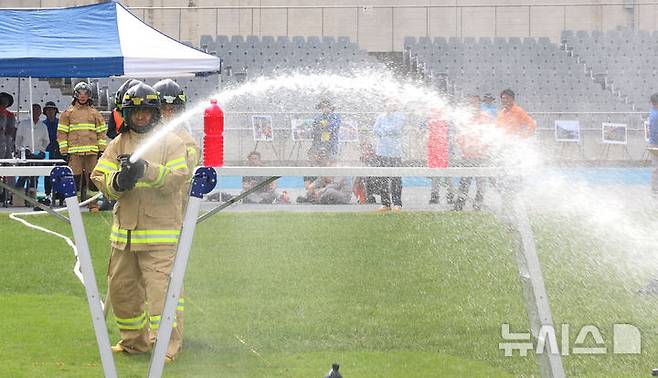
[
  {"left": 454, "top": 95, "right": 494, "bottom": 211},
  {"left": 57, "top": 82, "right": 107, "bottom": 211},
  {"left": 496, "top": 88, "right": 536, "bottom": 139}
]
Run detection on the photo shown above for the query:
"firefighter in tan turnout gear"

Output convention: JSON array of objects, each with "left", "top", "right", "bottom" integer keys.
[
  {"left": 90, "top": 83, "right": 190, "bottom": 362},
  {"left": 57, "top": 81, "right": 107, "bottom": 211}
]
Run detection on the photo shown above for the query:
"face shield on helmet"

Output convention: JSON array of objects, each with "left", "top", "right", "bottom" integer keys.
[
  {"left": 153, "top": 79, "right": 187, "bottom": 120},
  {"left": 121, "top": 83, "right": 161, "bottom": 134}
]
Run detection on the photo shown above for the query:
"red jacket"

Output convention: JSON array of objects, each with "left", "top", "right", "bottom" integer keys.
[{"left": 427, "top": 108, "right": 449, "bottom": 168}]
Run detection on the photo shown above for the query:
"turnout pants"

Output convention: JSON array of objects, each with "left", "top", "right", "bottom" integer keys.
[
  {"left": 107, "top": 246, "right": 184, "bottom": 358},
  {"left": 68, "top": 154, "right": 99, "bottom": 209}
]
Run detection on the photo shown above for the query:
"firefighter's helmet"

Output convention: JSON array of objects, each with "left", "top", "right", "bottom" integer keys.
[
  {"left": 73, "top": 82, "right": 93, "bottom": 104},
  {"left": 121, "top": 83, "right": 161, "bottom": 134},
  {"left": 114, "top": 79, "right": 141, "bottom": 110},
  {"left": 153, "top": 79, "right": 187, "bottom": 107}
]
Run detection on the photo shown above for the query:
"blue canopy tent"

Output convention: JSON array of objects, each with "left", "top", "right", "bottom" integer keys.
[
  {"left": 0, "top": 0, "right": 220, "bottom": 151},
  {"left": 0, "top": 0, "right": 220, "bottom": 78}
]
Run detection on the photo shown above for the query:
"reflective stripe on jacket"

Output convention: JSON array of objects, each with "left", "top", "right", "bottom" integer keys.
[{"left": 90, "top": 130, "right": 190, "bottom": 251}]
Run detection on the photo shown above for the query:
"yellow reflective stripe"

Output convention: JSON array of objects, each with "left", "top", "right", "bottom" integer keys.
[
  {"left": 177, "top": 298, "right": 184, "bottom": 312},
  {"left": 137, "top": 164, "right": 167, "bottom": 188},
  {"left": 166, "top": 157, "right": 187, "bottom": 171},
  {"left": 98, "top": 139, "right": 108, "bottom": 146},
  {"left": 149, "top": 315, "right": 160, "bottom": 329},
  {"left": 58, "top": 140, "right": 68, "bottom": 147},
  {"left": 95, "top": 160, "right": 118, "bottom": 174},
  {"left": 130, "top": 230, "right": 180, "bottom": 244},
  {"left": 68, "top": 145, "right": 99, "bottom": 153},
  {"left": 110, "top": 226, "right": 180, "bottom": 244},
  {"left": 68, "top": 123, "right": 97, "bottom": 131},
  {"left": 151, "top": 165, "right": 168, "bottom": 188},
  {"left": 104, "top": 174, "right": 120, "bottom": 200},
  {"left": 149, "top": 315, "right": 178, "bottom": 330},
  {"left": 57, "top": 124, "right": 70, "bottom": 132},
  {"left": 97, "top": 123, "right": 108, "bottom": 132},
  {"left": 116, "top": 312, "right": 147, "bottom": 330}
]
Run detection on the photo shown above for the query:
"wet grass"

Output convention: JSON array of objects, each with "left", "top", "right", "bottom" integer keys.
[{"left": 1, "top": 210, "right": 655, "bottom": 376}]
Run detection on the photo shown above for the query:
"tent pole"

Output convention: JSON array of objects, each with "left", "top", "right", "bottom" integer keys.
[{"left": 28, "top": 76, "right": 34, "bottom": 151}]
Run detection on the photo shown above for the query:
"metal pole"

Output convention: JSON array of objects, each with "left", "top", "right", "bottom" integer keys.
[
  {"left": 52, "top": 166, "right": 117, "bottom": 378},
  {"left": 148, "top": 167, "right": 217, "bottom": 378},
  {"left": 501, "top": 184, "right": 566, "bottom": 378},
  {"left": 28, "top": 76, "right": 34, "bottom": 151}
]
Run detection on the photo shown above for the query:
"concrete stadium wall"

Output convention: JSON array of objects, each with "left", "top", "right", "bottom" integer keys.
[{"left": 7, "top": 1, "right": 658, "bottom": 52}]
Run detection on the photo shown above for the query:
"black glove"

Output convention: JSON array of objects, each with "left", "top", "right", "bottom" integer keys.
[{"left": 112, "top": 154, "right": 148, "bottom": 192}]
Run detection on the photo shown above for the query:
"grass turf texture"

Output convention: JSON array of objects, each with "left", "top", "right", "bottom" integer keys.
[{"left": 0, "top": 210, "right": 655, "bottom": 377}]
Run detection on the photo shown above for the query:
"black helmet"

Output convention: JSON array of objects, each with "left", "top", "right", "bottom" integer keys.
[
  {"left": 43, "top": 101, "right": 58, "bottom": 114},
  {"left": 121, "top": 83, "right": 161, "bottom": 134},
  {"left": 153, "top": 79, "right": 187, "bottom": 106},
  {"left": 114, "top": 79, "right": 141, "bottom": 110}
]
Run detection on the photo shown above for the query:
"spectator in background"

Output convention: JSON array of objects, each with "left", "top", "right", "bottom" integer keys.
[
  {"left": 15, "top": 104, "right": 49, "bottom": 155},
  {"left": 454, "top": 95, "right": 493, "bottom": 211},
  {"left": 424, "top": 106, "right": 454, "bottom": 205},
  {"left": 353, "top": 140, "right": 378, "bottom": 204},
  {"left": 496, "top": 89, "right": 536, "bottom": 139},
  {"left": 309, "top": 99, "right": 341, "bottom": 161},
  {"left": 0, "top": 92, "right": 16, "bottom": 159},
  {"left": 647, "top": 93, "right": 658, "bottom": 198},
  {"left": 242, "top": 151, "right": 285, "bottom": 204},
  {"left": 303, "top": 175, "right": 352, "bottom": 204},
  {"left": 373, "top": 99, "right": 405, "bottom": 211},
  {"left": 43, "top": 101, "right": 61, "bottom": 206},
  {"left": 0, "top": 92, "right": 16, "bottom": 205},
  {"left": 15, "top": 104, "right": 49, "bottom": 205},
  {"left": 481, "top": 93, "right": 497, "bottom": 118}
]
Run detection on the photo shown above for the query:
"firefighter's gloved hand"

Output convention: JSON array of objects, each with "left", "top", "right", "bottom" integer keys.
[{"left": 112, "top": 155, "right": 148, "bottom": 192}]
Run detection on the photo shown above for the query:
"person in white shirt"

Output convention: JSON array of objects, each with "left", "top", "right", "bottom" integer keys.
[
  {"left": 15, "top": 104, "right": 50, "bottom": 205},
  {"left": 15, "top": 103, "right": 49, "bottom": 155}
]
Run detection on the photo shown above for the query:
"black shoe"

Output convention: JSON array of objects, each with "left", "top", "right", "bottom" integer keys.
[
  {"left": 429, "top": 193, "right": 440, "bottom": 204},
  {"left": 366, "top": 196, "right": 377, "bottom": 204},
  {"left": 296, "top": 196, "right": 310, "bottom": 203},
  {"left": 472, "top": 202, "right": 482, "bottom": 211},
  {"left": 446, "top": 194, "right": 455, "bottom": 205}
]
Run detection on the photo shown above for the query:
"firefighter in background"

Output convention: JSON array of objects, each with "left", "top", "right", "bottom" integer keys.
[
  {"left": 153, "top": 79, "right": 200, "bottom": 169},
  {"left": 57, "top": 82, "right": 107, "bottom": 211},
  {"left": 107, "top": 79, "right": 141, "bottom": 140},
  {"left": 90, "top": 83, "right": 189, "bottom": 362}
]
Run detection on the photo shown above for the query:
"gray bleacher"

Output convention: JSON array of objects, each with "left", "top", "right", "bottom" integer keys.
[
  {"left": 561, "top": 29, "right": 657, "bottom": 111},
  {"left": 200, "top": 34, "right": 383, "bottom": 82},
  {"left": 404, "top": 35, "right": 628, "bottom": 113}
]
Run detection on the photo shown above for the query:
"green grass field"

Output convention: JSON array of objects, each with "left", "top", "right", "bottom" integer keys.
[{"left": 1, "top": 210, "right": 658, "bottom": 377}]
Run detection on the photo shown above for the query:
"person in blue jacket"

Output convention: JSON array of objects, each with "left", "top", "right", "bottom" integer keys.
[
  {"left": 309, "top": 99, "right": 341, "bottom": 162},
  {"left": 373, "top": 99, "right": 406, "bottom": 211}
]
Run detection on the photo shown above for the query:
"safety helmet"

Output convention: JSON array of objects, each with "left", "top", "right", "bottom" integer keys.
[
  {"left": 153, "top": 79, "right": 187, "bottom": 107},
  {"left": 43, "top": 101, "right": 59, "bottom": 114},
  {"left": 73, "top": 81, "right": 92, "bottom": 100},
  {"left": 121, "top": 83, "right": 161, "bottom": 134},
  {"left": 114, "top": 79, "right": 141, "bottom": 110}
]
